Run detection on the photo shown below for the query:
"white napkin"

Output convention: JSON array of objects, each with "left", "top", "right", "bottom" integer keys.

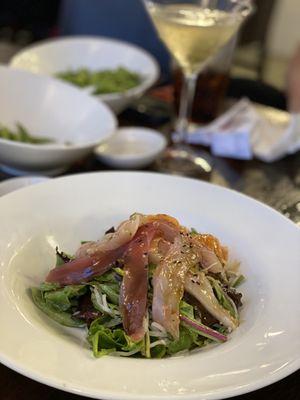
[{"left": 186, "top": 99, "right": 300, "bottom": 162}]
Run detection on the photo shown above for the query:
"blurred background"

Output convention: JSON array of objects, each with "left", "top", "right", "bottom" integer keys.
[
  {"left": 0, "top": 0, "right": 300, "bottom": 85},
  {"left": 0, "top": 0, "right": 298, "bottom": 89}
]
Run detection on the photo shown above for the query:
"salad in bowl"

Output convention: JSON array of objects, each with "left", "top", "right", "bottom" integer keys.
[{"left": 31, "top": 213, "right": 244, "bottom": 358}]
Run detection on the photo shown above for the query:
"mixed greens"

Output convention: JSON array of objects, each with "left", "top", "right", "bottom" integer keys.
[
  {"left": 56, "top": 67, "right": 141, "bottom": 95},
  {"left": 30, "top": 214, "right": 244, "bottom": 358},
  {"left": 0, "top": 123, "right": 53, "bottom": 144}
]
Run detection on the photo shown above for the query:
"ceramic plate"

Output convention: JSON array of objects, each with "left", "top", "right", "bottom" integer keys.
[
  {"left": 0, "top": 172, "right": 299, "bottom": 399},
  {"left": 0, "top": 176, "right": 49, "bottom": 196}
]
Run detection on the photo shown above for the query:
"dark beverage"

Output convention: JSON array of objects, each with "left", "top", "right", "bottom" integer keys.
[{"left": 173, "top": 67, "right": 230, "bottom": 123}]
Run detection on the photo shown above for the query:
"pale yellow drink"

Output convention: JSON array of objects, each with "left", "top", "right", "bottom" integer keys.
[{"left": 148, "top": 4, "right": 240, "bottom": 75}]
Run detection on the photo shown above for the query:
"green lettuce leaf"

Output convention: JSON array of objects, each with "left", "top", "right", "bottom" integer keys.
[
  {"left": 113, "top": 267, "right": 124, "bottom": 277},
  {"left": 39, "top": 282, "right": 61, "bottom": 292},
  {"left": 31, "top": 287, "right": 85, "bottom": 327},
  {"left": 179, "top": 302, "right": 209, "bottom": 346},
  {"left": 232, "top": 274, "right": 245, "bottom": 288},
  {"left": 148, "top": 263, "right": 157, "bottom": 278},
  {"left": 44, "top": 285, "right": 87, "bottom": 312},
  {"left": 90, "top": 283, "right": 119, "bottom": 317},
  {"left": 92, "top": 314, "right": 122, "bottom": 328},
  {"left": 80, "top": 240, "right": 92, "bottom": 245},
  {"left": 167, "top": 326, "right": 195, "bottom": 354},
  {"left": 88, "top": 320, "right": 143, "bottom": 357},
  {"left": 208, "top": 277, "right": 238, "bottom": 319},
  {"left": 150, "top": 344, "right": 166, "bottom": 358},
  {"left": 93, "top": 270, "right": 118, "bottom": 284},
  {"left": 179, "top": 300, "right": 194, "bottom": 319},
  {"left": 56, "top": 253, "right": 66, "bottom": 266},
  {"left": 99, "top": 283, "right": 119, "bottom": 305},
  {"left": 143, "top": 329, "right": 151, "bottom": 359},
  {"left": 55, "top": 248, "right": 73, "bottom": 266}
]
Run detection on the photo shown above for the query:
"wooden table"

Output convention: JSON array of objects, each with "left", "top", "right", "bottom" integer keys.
[{"left": 0, "top": 96, "right": 299, "bottom": 400}]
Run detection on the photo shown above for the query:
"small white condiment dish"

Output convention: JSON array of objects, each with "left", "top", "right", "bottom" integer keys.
[{"left": 94, "top": 127, "right": 167, "bottom": 169}]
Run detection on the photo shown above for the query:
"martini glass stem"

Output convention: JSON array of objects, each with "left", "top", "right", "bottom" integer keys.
[{"left": 174, "top": 72, "right": 197, "bottom": 144}]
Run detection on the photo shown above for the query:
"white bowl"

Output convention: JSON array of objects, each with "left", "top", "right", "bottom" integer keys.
[
  {"left": 0, "top": 66, "right": 117, "bottom": 174},
  {"left": 10, "top": 36, "right": 160, "bottom": 114},
  {"left": 95, "top": 127, "right": 167, "bottom": 168},
  {"left": 0, "top": 172, "right": 299, "bottom": 400},
  {"left": 0, "top": 176, "right": 49, "bottom": 196}
]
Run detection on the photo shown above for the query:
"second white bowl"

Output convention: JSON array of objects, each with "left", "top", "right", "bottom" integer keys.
[
  {"left": 0, "top": 65, "right": 117, "bottom": 174},
  {"left": 10, "top": 36, "right": 160, "bottom": 114}
]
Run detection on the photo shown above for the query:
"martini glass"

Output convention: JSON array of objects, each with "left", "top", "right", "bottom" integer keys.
[{"left": 144, "top": 0, "right": 253, "bottom": 175}]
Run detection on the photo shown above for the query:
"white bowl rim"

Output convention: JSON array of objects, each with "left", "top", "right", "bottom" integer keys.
[
  {"left": 10, "top": 35, "right": 161, "bottom": 101},
  {"left": 0, "top": 176, "right": 50, "bottom": 197},
  {"left": 0, "top": 65, "right": 118, "bottom": 151},
  {"left": 95, "top": 127, "right": 168, "bottom": 160},
  {"left": 0, "top": 134, "right": 116, "bottom": 152}
]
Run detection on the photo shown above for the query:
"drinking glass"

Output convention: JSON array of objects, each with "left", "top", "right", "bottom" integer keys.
[{"left": 143, "top": 0, "right": 253, "bottom": 175}]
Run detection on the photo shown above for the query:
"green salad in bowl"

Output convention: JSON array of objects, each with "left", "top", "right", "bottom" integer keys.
[
  {"left": 31, "top": 213, "right": 244, "bottom": 359},
  {"left": 56, "top": 67, "right": 142, "bottom": 95},
  {"left": 0, "top": 123, "right": 53, "bottom": 144}
]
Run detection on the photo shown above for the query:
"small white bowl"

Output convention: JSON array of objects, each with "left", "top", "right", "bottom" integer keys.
[
  {"left": 10, "top": 36, "right": 160, "bottom": 114},
  {"left": 0, "top": 66, "right": 117, "bottom": 175},
  {"left": 94, "top": 127, "right": 167, "bottom": 168}
]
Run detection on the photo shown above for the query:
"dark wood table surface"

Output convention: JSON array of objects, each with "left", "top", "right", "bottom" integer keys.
[{"left": 0, "top": 96, "right": 299, "bottom": 399}]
